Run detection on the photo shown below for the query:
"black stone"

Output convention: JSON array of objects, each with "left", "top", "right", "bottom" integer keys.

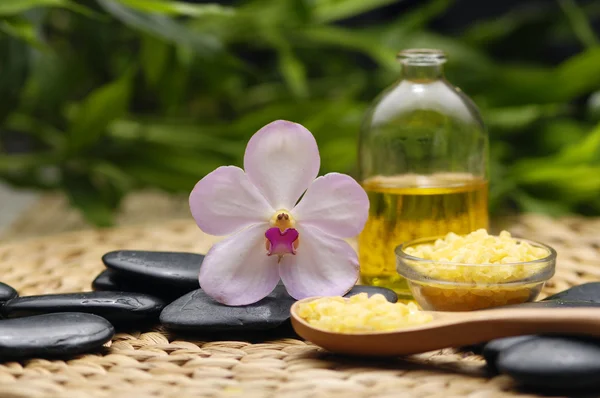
[
  {"left": 0, "top": 312, "right": 114, "bottom": 359},
  {"left": 545, "top": 282, "right": 600, "bottom": 303},
  {"left": 102, "top": 251, "right": 203, "bottom": 291},
  {"left": 344, "top": 285, "right": 398, "bottom": 303},
  {"left": 2, "top": 292, "right": 166, "bottom": 324},
  {"left": 480, "top": 285, "right": 600, "bottom": 371},
  {"left": 160, "top": 285, "right": 296, "bottom": 332},
  {"left": 481, "top": 299, "right": 600, "bottom": 371},
  {"left": 0, "top": 282, "right": 17, "bottom": 303},
  {"left": 497, "top": 336, "right": 600, "bottom": 392},
  {"left": 482, "top": 335, "right": 538, "bottom": 372},
  {"left": 92, "top": 270, "right": 128, "bottom": 291},
  {"left": 92, "top": 270, "right": 190, "bottom": 300}
]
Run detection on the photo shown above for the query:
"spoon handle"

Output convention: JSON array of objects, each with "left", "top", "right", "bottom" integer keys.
[
  {"left": 397, "top": 308, "right": 600, "bottom": 356},
  {"left": 290, "top": 299, "right": 600, "bottom": 357},
  {"left": 456, "top": 307, "right": 600, "bottom": 341}
]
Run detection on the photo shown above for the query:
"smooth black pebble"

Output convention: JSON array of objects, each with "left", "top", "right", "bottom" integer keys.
[
  {"left": 2, "top": 292, "right": 165, "bottom": 324},
  {"left": 480, "top": 292, "right": 600, "bottom": 370},
  {"left": 93, "top": 270, "right": 129, "bottom": 291},
  {"left": 102, "top": 250, "right": 203, "bottom": 291},
  {"left": 92, "top": 269, "right": 189, "bottom": 300},
  {"left": 0, "top": 282, "right": 17, "bottom": 303},
  {"left": 0, "top": 312, "right": 114, "bottom": 359},
  {"left": 344, "top": 285, "right": 398, "bottom": 303},
  {"left": 545, "top": 282, "right": 600, "bottom": 303},
  {"left": 482, "top": 335, "right": 538, "bottom": 372},
  {"left": 497, "top": 336, "right": 600, "bottom": 392},
  {"left": 160, "top": 285, "right": 296, "bottom": 331}
]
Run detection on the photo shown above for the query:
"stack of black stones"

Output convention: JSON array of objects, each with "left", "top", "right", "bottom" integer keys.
[
  {"left": 0, "top": 251, "right": 395, "bottom": 359},
  {"left": 0, "top": 249, "right": 599, "bottom": 394}
]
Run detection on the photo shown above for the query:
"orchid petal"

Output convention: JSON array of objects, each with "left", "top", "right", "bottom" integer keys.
[
  {"left": 199, "top": 223, "right": 280, "bottom": 306},
  {"left": 292, "top": 173, "right": 369, "bottom": 239},
  {"left": 279, "top": 225, "right": 358, "bottom": 299},
  {"left": 189, "top": 166, "right": 274, "bottom": 236},
  {"left": 244, "top": 120, "right": 320, "bottom": 210}
]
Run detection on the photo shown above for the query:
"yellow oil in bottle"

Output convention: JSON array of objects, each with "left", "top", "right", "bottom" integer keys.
[{"left": 358, "top": 173, "right": 489, "bottom": 298}]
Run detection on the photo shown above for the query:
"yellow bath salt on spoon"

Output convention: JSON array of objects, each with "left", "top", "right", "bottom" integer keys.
[
  {"left": 296, "top": 293, "right": 432, "bottom": 333},
  {"left": 291, "top": 294, "right": 600, "bottom": 357}
]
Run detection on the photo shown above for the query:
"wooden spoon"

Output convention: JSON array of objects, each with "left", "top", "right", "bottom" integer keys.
[{"left": 290, "top": 297, "right": 600, "bottom": 357}]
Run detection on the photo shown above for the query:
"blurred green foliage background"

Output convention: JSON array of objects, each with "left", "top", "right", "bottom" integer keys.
[{"left": 1, "top": 0, "right": 600, "bottom": 226}]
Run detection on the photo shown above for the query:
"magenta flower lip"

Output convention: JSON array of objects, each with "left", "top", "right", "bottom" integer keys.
[
  {"left": 265, "top": 227, "right": 299, "bottom": 257},
  {"left": 189, "top": 120, "right": 369, "bottom": 306}
]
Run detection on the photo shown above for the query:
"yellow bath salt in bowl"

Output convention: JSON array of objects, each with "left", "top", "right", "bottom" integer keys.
[
  {"left": 395, "top": 229, "right": 556, "bottom": 311},
  {"left": 296, "top": 293, "right": 433, "bottom": 333}
]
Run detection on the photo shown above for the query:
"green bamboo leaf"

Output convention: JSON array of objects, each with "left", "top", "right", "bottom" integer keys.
[
  {"left": 108, "top": 119, "right": 244, "bottom": 157},
  {"left": 67, "top": 70, "right": 133, "bottom": 151},
  {"left": 558, "top": 0, "right": 599, "bottom": 48},
  {"left": 537, "top": 119, "right": 588, "bottom": 153},
  {"left": 0, "top": 0, "right": 94, "bottom": 16},
  {"left": 0, "top": 153, "right": 59, "bottom": 172},
  {"left": 0, "top": 19, "right": 43, "bottom": 48},
  {"left": 97, "top": 0, "right": 222, "bottom": 57},
  {"left": 488, "top": 170, "right": 517, "bottom": 214},
  {"left": 140, "top": 34, "right": 170, "bottom": 88},
  {"left": 513, "top": 191, "right": 573, "bottom": 216},
  {"left": 142, "top": 150, "right": 225, "bottom": 176},
  {"left": 314, "top": 0, "right": 398, "bottom": 23},
  {"left": 0, "top": 170, "right": 58, "bottom": 190},
  {"left": 18, "top": 50, "right": 88, "bottom": 122},
  {"left": 382, "top": 0, "right": 453, "bottom": 37},
  {"left": 115, "top": 0, "right": 235, "bottom": 17},
  {"left": 513, "top": 165, "right": 600, "bottom": 202},
  {"left": 261, "top": 25, "right": 308, "bottom": 97},
  {"left": 286, "top": 0, "right": 313, "bottom": 25},
  {"left": 319, "top": 138, "right": 356, "bottom": 173},
  {"left": 462, "top": 4, "right": 553, "bottom": 46},
  {"left": 63, "top": 173, "right": 116, "bottom": 227},
  {"left": 510, "top": 122, "right": 600, "bottom": 170},
  {"left": 3, "top": 113, "right": 65, "bottom": 148},
  {"left": 489, "top": 48, "right": 600, "bottom": 105},
  {"left": 483, "top": 104, "right": 565, "bottom": 132},
  {"left": 0, "top": 37, "right": 29, "bottom": 124},
  {"left": 155, "top": 59, "right": 190, "bottom": 112},
  {"left": 119, "top": 147, "right": 225, "bottom": 191},
  {"left": 92, "top": 162, "right": 134, "bottom": 193},
  {"left": 276, "top": 44, "right": 308, "bottom": 98},
  {"left": 0, "top": 0, "right": 62, "bottom": 15},
  {"left": 555, "top": 48, "right": 600, "bottom": 96},
  {"left": 120, "top": 164, "right": 198, "bottom": 191},
  {"left": 295, "top": 26, "right": 397, "bottom": 70},
  {"left": 557, "top": 122, "right": 600, "bottom": 164}
]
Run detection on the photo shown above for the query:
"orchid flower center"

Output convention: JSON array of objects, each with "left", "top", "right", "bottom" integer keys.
[{"left": 265, "top": 210, "right": 299, "bottom": 261}]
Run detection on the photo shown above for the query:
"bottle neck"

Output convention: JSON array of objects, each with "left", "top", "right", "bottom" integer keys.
[{"left": 401, "top": 63, "right": 444, "bottom": 81}]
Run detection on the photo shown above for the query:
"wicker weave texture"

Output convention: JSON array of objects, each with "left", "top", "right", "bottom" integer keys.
[{"left": 0, "top": 214, "right": 597, "bottom": 398}]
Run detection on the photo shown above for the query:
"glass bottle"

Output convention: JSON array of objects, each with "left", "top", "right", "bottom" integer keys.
[{"left": 358, "top": 49, "right": 489, "bottom": 299}]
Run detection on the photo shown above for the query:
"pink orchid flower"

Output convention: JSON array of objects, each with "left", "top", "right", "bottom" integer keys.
[{"left": 189, "top": 120, "right": 369, "bottom": 306}]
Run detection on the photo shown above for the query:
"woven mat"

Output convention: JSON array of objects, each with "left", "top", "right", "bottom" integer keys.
[
  {"left": 1, "top": 197, "right": 600, "bottom": 397},
  {"left": 1, "top": 191, "right": 190, "bottom": 241}
]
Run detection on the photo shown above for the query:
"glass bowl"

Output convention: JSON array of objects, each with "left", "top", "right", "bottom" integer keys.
[{"left": 395, "top": 237, "right": 557, "bottom": 311}]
